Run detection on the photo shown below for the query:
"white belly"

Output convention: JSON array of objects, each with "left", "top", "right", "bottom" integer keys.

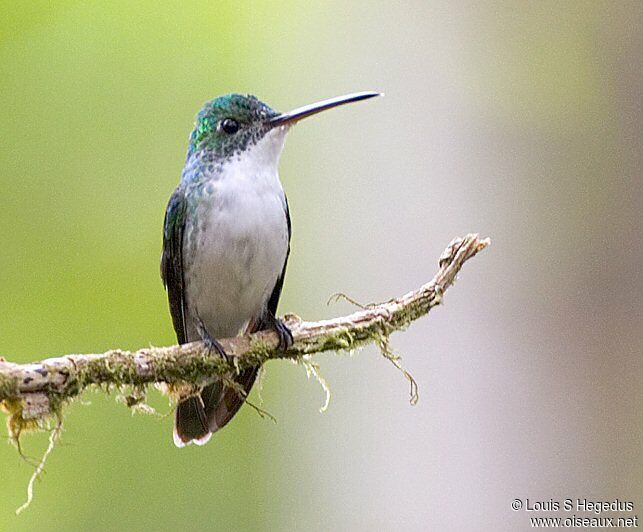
[
  {"left": 183, "top": 173, "right": 288, "bottom": 341},
  {"left": 183, "top": 156, "right": 288, "bottom": 341}
]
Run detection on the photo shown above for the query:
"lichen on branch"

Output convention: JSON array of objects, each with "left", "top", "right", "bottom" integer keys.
[{"left": 0, "top": 234, "right": 490, "bottom": 441}]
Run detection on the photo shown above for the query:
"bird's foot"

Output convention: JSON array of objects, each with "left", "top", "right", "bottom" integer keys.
[
  {"left": 266, "top": 314, "right": 294, "bottom": 351},
  {"left": 195, "top": 316, "right": 230, "bottom": 363}
]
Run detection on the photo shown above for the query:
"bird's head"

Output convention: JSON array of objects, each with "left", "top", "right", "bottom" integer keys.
[{"left": 187, "top": 92, "right": 381, "bottom": 162}]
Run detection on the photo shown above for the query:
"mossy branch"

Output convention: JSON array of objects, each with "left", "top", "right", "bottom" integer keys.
[{"left": 0, "top": 234, "right": 489, "bottom": 434}]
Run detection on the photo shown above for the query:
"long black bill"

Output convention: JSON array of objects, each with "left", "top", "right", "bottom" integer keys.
[{"left": 269, "top": 91, "right": 382, "bottom": 127}]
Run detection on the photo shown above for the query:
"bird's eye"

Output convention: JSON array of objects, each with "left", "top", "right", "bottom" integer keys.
[{"left": 219, "top": 118, "right": 239, "bottom": 134}]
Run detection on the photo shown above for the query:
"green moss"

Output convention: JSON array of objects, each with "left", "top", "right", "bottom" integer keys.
[
  {"left": 1, "top": 396, "right": 52, "bottom": 445},
  {"left": 0, "top": 373, "right": 19, "bottom": 401},
  {"left": 370, "top": 326, "right": 419, "bottom": 405}
]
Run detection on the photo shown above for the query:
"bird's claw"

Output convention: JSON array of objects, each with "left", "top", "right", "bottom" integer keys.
[
  {"left": 195, "top": 315, "right": 230, "bottom": 363},
  {"left": 271, "top": 317, "right": 293, "bottom": 351},
  {"left": 204, "top": 336, "right": 230, "bottom": 364}
]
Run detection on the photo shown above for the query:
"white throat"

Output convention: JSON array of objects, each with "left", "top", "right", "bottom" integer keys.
[{"left": 231, "top": 125, "right": 288, "bottom": 181}]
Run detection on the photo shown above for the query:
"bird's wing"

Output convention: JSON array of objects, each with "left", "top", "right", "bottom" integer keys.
[
  {"left": 160, "top": 187, "right": 188, "bottom": 344},
  {"left": 266, "top": 194, "right": 291, "bottom": 316}
]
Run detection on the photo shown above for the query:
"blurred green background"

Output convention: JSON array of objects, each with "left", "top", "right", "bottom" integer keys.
[{"left": 1, "top": 1, "right": 641, "bottom": 530}]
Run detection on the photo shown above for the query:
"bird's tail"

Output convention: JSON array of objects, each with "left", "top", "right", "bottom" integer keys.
[
  {"left": 173, "top": 366, "right": 259, "bottom": 447},
  {"left": 173, "top": 395, "right": 211, "bottom": 447}
]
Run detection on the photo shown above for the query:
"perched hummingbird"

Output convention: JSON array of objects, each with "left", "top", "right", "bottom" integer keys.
[{"left": 162, "top": 91, "right": 380, "bottom": 447}]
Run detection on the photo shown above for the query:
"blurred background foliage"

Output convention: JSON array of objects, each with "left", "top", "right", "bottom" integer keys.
[{"left": 0, "top": 1, "right": 641, "bottom": 530}]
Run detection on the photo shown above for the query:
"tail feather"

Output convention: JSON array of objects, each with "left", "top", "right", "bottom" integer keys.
[
  {"left": 173, "top": 368, "right": 258, "bottom": 447},
  {"left": 173, "top": 396, "right": 210, "bottom": 448},
  {"left": 205, "top": 366, "right": 259, "bottom": 433}
]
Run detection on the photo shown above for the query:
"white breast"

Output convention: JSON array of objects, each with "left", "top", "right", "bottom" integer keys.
[{"left": 183, "top": 128, "right": 289, "bottom": 341}]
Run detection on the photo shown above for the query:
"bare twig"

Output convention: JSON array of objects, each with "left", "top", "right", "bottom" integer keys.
[{"left": 0, "top": 234, "right": 489, "bottom": 431}]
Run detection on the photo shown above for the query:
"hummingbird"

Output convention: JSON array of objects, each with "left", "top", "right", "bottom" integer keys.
[{"left": 161, "top": 91, "right": 380, "bottom": 447}]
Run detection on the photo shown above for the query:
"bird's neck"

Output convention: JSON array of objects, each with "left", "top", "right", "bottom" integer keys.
[{"left": 183, "top": 127, "right": 288, "bottom": 195}]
